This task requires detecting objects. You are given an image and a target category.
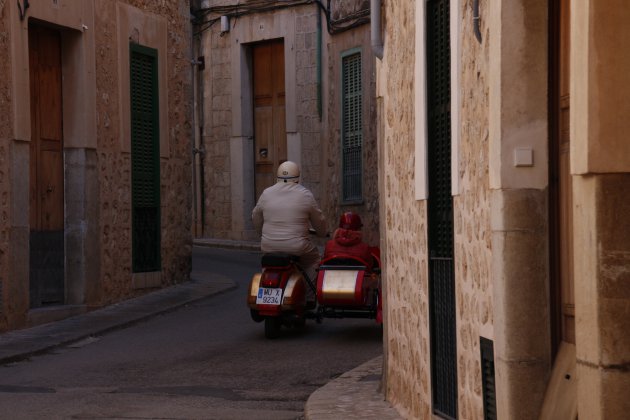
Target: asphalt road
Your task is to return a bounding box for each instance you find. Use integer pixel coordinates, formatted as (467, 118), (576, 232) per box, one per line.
(0, 247), (383, 419)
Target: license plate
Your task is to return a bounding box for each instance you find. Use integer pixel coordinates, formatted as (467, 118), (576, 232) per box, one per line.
(256, 287), (283, 305)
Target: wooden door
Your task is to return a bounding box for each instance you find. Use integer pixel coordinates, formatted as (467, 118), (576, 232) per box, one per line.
(29, 25), (65, 307)
(551, 0), (574, 349)
(253, 40), (286, 199)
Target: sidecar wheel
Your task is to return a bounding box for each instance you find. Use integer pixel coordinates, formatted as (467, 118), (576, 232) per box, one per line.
(264, 317), (282, 339)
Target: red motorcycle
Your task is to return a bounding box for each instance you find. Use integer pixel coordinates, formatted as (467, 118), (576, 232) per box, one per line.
(246, 248), (381, 339)
(247, 253), (316, 338)
(248, 212), (381, 338)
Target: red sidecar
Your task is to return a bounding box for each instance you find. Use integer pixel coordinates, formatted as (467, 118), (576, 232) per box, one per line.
(315, 245), (382, 324)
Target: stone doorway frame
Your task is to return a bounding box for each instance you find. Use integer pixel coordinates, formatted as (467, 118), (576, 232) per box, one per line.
(7, 0), (98, 327)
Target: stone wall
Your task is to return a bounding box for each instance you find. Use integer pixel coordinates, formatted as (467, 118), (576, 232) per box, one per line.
(330, 0), (369, 20)
(378, 1), (432, 418)
(0, 1), (10, 330)
(199, 4), (324, 239)
(202, 26), (232, 238)
(574, 173), (630, 419)
(571, 4), (630, 416)
(94, 0), (126, 303)
(454, 0), (493, 418)
(322, 25), (379, 246)
(295, 6), (322, 203)
(0, 0), (192, 332)
(381, 0), (630, 418)
(199, 1), (378, 245)
(93, 0), (192, 305)
(379, 0), (494, 418)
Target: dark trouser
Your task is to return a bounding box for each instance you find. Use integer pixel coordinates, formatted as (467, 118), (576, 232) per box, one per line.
(298, 247), (320, 301)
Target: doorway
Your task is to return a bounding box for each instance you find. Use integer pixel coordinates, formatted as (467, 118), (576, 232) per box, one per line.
(28, 24), (65, 308)
(252, 40), (287, 199)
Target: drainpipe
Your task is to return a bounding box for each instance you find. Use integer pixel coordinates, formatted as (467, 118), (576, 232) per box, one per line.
(371, 0), (383, 60)
(317, 5), (322, 120)
(191, 13), (205, 237)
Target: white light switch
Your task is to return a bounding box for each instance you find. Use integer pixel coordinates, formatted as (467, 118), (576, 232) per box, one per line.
(514, 148), (534, 167)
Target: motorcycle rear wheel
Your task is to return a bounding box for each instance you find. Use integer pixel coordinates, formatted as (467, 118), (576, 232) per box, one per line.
(264, 317), (282, 339)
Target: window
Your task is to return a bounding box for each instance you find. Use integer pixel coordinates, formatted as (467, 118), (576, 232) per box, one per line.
(342, 50), (363, 202)
(130, 43), (161, 273)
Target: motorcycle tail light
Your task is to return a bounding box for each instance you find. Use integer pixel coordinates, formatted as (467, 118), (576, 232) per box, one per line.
(261, 272), (280, 287)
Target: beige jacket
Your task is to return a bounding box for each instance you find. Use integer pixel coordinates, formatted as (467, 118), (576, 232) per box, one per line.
(252, 182), (328, 255)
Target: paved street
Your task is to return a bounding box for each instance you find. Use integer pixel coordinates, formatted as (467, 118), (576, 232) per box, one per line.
(0, 247), (383, 419)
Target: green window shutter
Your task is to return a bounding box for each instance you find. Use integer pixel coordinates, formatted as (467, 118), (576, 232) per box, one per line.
(130, 43), (161, 273)
(342, 51), (363, 203)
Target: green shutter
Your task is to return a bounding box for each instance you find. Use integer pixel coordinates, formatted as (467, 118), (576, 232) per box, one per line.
(426, 0), (458, 418)
(341, 51), (363, 202)
(130, 43), (161, 273)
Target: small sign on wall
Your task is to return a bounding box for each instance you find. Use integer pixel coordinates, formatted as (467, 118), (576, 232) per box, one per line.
(514, 147), (534, 167)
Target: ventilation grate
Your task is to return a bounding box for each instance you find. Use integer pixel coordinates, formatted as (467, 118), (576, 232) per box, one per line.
(480, 337), (497, 420)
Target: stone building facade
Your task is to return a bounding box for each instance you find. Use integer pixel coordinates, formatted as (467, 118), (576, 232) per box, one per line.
(0, 0), (193, 332)
(377, 0), (630, 419)
(193, 0), (379, 246)
(322, 2), (379, 246)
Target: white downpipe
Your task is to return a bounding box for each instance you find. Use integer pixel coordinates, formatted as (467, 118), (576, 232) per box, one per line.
(371, 0), (383, 60)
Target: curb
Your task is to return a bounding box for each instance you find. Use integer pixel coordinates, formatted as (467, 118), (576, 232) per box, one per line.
(304, 356), (403, 420)
(194, 238), (261, 251)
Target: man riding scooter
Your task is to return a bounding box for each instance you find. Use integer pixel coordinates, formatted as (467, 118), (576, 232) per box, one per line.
(249, 164), (381, 337)
(251, 161), (328, 307)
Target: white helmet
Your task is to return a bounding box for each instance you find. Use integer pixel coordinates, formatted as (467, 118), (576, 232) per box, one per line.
(277, 161), (300, 183)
